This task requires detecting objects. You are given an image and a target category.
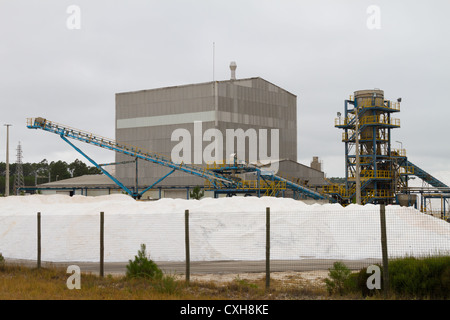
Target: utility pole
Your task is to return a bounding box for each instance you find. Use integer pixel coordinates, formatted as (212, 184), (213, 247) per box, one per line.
(4, 124), (12, 196)
(355, 107), (361, 205)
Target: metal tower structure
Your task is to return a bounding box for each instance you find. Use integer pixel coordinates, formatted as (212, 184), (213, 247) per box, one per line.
(13, 141), (25, 195)
(325, 89), (449, 212)
(327, 89), (403, 205)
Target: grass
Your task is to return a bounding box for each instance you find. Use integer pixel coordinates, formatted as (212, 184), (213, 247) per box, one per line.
(0, 263), (330, 300)
(3, 256), (449, 300)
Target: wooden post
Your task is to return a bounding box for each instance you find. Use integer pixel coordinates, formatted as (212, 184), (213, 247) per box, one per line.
(100, 211), (104, 278)
(37, 212), (41, 269)
(266, 207), (270, 290)
(185, 210), (190, 284)
(380, 203), (389, 296)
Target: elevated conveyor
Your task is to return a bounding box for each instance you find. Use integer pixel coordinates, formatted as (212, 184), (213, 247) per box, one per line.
(27, 117), (329, 201)
(260, 172), (325, 200)
(27, 117), (236, 198)
(402, 160), (449, 189)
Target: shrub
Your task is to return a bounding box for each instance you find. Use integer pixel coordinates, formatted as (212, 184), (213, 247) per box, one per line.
(344, 272), (359, 293)
(126, 244), (163, 280)
(355, 264), (383, 297)
(441, 265), (450, 296)
(0, 253), (4, 271)
(389, 255), (450, 299)
(324, 261), (352, 295)
(189, 186), (204, 200)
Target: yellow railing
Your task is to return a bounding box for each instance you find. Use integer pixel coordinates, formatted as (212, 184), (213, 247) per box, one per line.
(342, 132), (389, 142)
(206, 161), (228, 170)
(348, 170), (393, 180)
(335, 115), (400, 127)
(363, 189), (394, 199)
(400, 166), (414, 175)
(356, 98), (400, 112)
(388, 101), (401, 111)
(323, 184), (394, 202)
(359, 115), (400, 127)
(205, 179), (286, 191)
(391, 149), (406, 157)
(322, 185), (342, 194)
(322, 185), (356, 198)
(335, 117), (351, 126)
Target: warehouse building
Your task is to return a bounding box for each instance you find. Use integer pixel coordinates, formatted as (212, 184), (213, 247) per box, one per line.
(114, 63), (327, 199)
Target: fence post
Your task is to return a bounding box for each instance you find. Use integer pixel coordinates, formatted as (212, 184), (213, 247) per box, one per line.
(37, 212), (41, 269)
(100, 211), (104, 278)
(185, 209), (190, 284)
(266, 207), (270, 290)
(380, 203), (389, 296)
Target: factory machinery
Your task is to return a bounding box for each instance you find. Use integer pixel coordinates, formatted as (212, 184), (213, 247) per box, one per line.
(27, 117), (329, 201)
(324, 90), (450, 218)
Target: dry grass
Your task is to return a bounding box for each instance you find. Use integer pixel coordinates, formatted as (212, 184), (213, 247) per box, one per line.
(0, 263), (335, 300)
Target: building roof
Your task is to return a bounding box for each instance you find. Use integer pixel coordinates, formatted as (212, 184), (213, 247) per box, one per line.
(251, 159), (323, 173)
(38, 175), (117, 188)
(116, 77), (297, 97)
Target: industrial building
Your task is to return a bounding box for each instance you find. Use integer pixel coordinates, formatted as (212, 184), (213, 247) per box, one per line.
(113, 63), (325, 199)
(23, 80), (449, 217)
(26, 63), (329, 201)
(35, 175), (122, 197)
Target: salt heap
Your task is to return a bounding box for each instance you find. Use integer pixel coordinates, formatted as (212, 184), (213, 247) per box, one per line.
(0, 194), (449, 262)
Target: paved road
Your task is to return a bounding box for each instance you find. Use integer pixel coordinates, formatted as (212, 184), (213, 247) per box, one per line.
(6, 258), (381, 276)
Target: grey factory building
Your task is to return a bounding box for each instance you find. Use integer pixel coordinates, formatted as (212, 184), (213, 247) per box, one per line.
(114, 63), (327, 199)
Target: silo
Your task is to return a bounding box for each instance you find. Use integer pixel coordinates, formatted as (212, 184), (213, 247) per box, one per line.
(354, 89), (386, 159)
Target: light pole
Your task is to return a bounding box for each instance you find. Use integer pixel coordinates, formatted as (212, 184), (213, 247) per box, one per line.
(396, 141), (403, 153)
(4, 124), (12, 196)
(355, 108), (361, 205)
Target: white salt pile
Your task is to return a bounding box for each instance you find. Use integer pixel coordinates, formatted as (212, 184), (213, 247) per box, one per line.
(0, 194), (449, 262)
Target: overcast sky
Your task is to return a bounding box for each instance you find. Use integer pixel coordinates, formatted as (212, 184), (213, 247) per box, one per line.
(1, 0), (449, 181)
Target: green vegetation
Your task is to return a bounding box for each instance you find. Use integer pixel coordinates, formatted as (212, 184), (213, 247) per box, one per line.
(1, 254), (449, 300)
(324, 256), (450, 299)
(0, 159), (101, 194)
(126, 244), (163, 280)
(324, 261), (352, 295)
(389, 255), (450, 299)
(0, 264), (327, 300)
(327, 177), (346, 184)
(189, 186), (204, 200)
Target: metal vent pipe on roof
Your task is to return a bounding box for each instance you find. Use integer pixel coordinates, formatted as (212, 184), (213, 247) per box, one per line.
(230, 61), (237, 80)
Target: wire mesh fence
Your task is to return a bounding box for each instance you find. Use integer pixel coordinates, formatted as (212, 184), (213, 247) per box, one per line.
(1, 205), (450, 286)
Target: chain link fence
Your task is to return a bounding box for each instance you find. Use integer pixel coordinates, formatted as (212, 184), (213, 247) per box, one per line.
(1, 205), (450, 287)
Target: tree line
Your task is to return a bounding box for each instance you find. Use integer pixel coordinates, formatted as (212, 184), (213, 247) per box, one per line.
(0, 159), (102, 195)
